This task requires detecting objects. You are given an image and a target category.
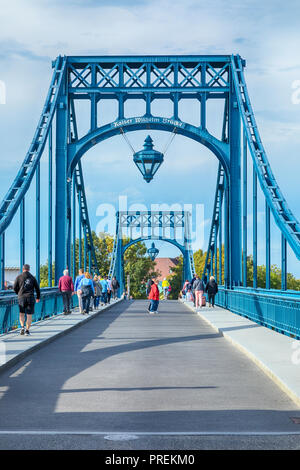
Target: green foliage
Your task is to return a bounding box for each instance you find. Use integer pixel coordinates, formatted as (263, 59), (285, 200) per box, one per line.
(167, 256), (183, 299)
(123, 237), (160, 298)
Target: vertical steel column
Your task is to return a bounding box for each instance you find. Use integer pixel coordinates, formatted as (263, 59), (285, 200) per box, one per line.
(90, 64), (97, 130)
(83, 228), (87, 272)
(88, 249), (91, 274)
(0, 233), (5, 290)
(229, 81), (242, 287)
(20, 198), (25, 272)
(55, 79), (68, 284)
(224, 175), (230, 288)
(200, 63), (206, 129)
(218, 194), (222, 284)
(214, 228), (218, 282)
(72, 173), (76, 280)
(281, 234), (287, 291)
(36, 162), (40, 283)
(265, 201), (271, 290)
(253, 167), (257, 288)
(78, 187), (82, 269)
(48, 126), (53, 287)
(242, 131), (247, 286)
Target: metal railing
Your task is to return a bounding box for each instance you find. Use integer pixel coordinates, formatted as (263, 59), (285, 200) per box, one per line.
(0, 288), (78, 335)
(216, 287), (300, 339)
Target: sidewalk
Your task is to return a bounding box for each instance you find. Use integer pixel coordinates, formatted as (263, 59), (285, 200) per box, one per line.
(181, 299), (300, 408)
(0, 299), (123, 373)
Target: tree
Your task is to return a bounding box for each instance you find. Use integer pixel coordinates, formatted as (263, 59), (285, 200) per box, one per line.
(167, 256), (183, 299)
(123, 238), (160, 298)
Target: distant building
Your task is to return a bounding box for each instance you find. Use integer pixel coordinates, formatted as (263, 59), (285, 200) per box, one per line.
(154, 258), (179, 282)
(4, 267), (20, 289)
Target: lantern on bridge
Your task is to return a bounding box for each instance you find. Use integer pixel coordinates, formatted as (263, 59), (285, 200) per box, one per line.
(147, 242), (159, 261)
(133, 136), (164, 183)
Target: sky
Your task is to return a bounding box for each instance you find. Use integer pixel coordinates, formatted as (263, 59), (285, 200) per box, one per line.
(0, 0), (300, 277)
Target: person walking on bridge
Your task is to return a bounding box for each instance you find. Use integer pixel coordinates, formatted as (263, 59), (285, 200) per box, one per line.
(74, 268), (85, 314)
(205, 276), (218, 307)
(111, 276), (120, 300)
(193, 274), (205, 310)
(162, 277), (170, 300)
(13, 264), (40, 336)
(148, 279), (160, 314)
(58, 269), (74, 315)
(77, 272), (94, 314)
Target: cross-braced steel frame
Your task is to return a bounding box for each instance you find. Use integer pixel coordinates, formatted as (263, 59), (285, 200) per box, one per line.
(0, 54), (299, 337)
(108, 211), (196, 294)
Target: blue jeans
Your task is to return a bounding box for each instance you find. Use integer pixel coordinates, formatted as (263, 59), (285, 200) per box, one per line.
(149, 299), (159, 312)
(82, 294), (92, 313)
(101, 292), (107, 304)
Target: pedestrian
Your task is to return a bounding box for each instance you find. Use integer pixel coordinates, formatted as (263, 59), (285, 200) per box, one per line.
(100, 275), (108, 305)
(58, 269), (74, 315)
(192, 274), (205, 310)
(77, 272), (95, 314)
(162, 277), (170, 300)
(205, 276), (218, 307)
(74, 268), (85, 313)
(111, 276), (120, 299)
(13, 264), (40, 336)
(148, 279), (159, 314)
(93, 275), (102, 309)
(182, 279), (191, 299)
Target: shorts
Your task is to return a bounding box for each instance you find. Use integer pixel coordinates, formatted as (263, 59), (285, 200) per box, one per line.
(18, 296), (35, 315)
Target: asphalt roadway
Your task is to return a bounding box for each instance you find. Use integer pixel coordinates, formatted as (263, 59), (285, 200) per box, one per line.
(0, 299), (299, 450)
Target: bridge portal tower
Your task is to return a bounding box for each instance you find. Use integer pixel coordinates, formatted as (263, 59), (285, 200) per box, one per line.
(108, 211), (196, 296)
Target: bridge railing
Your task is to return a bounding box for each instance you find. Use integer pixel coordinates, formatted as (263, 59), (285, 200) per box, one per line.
(0, 288), (78, 335)
(216, 286), (300, 340)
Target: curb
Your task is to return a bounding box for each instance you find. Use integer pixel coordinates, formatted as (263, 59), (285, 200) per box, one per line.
(0, 299), (124, 374)
(181, 299), (300, 408)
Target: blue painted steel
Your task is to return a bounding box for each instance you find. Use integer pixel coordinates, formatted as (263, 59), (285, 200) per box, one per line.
(0, 233), (4, 290)
(133, 135), (164, 183)
(253, 168), (257, 289)
(0, 56), (67, 235)
(48, 127), (53, 287)
(55, 90), (68, 284)
(242, 130), (247, 287)
(231, 55), (300, 260)
(229, 76), (242, 286)
(0, 288), (79, 335)
(0, 54), (299, 337)
(20, 198), (25, 271)
(110, 211), (195, 295)
(266, 201), (271, 290)
(216, 287), (300, 340)
(281, 234), (287, 291)
(36, 162), (40, 283)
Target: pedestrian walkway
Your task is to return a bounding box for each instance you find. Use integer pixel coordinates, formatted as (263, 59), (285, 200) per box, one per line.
(181, 299), (300, 407)
(0, 299), (122, 373)
(0, 299), (299, 450)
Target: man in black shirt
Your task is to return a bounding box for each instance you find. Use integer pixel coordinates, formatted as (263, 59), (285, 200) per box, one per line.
(13, 264), (40, 336)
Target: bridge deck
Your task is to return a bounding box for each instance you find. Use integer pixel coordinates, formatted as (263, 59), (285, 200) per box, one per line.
(0, 300), (299, 449)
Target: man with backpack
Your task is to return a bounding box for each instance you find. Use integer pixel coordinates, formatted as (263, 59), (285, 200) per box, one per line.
(13, 264), (41, 336)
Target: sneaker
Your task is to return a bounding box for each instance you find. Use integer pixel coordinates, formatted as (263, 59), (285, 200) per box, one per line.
(25, 329), (30, 336)
(20, 327), (25, 335)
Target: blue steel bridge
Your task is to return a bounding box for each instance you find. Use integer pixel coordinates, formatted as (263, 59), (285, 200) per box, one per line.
(0, 54), (300, 339)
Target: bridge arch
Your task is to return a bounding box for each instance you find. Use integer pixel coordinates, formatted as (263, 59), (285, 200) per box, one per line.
(67, 116), (230, 178)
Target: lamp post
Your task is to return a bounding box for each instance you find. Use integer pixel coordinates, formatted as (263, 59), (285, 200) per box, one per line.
(147, 242), (159, 261)
(133, 136), (164, 183)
